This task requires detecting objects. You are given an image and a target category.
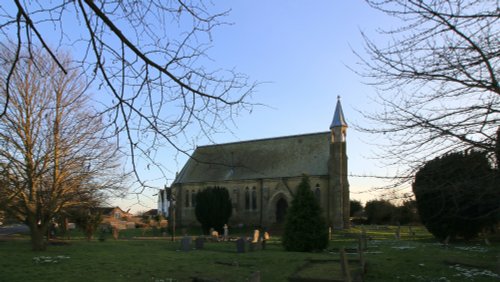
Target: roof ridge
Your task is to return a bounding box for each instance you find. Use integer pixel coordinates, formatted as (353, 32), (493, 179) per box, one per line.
(197, 131), (330, 148)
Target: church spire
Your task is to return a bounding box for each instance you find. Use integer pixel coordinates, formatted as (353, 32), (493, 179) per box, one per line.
(330, 96), (348, 129)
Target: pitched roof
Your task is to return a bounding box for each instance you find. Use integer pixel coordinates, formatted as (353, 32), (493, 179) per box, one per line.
(174, 132), (330, 184)
(330, 98), (348, 128)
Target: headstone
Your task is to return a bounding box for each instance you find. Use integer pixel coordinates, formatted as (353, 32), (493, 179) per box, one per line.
(211, 230), (219, 241)
(339, 248), (352, 282)
(181, 236), (191, 251)
(236, 237), (246, 253)
(223, 224), (229, 241)
(262, 231), (270, 250)
(408, 226), (415, 239)
(395, 224), (401, 240)
(195, 237), (204, 250)
(251, 229), (260, 243)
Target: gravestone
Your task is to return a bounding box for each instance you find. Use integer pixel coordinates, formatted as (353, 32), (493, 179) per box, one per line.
(195, 237), (204, 250)
(262, 231), (270, 250)
(249, 229), (262, 251)
(251, 229), (260, 243)
(236, 237), (246, 253)
(395, 224), (401, 240)
(211, 229), (219, 241)
(180, 236), (191, 252)
(223, 224), (229, 241)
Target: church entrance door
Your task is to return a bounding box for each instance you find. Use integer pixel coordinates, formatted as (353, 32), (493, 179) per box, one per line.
(275, 198), (288, 224)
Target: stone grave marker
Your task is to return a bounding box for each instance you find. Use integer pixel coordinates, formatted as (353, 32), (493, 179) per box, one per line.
(236, 237), (246, 253)
(180, 236), (191, 252)
(195, 237), (204, 250)
(395, 224), (401, 240)
(223, 224), (229, 241)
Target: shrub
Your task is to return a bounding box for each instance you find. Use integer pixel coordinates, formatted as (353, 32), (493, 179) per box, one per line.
(195, 186), (232, 234)
(413, 151), (498, 241)
(282, 175), (328, 252)
(364, 199), (396, 225)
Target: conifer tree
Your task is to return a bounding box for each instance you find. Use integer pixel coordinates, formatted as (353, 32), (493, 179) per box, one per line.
(195, 187), (232, 235)
(283, 175), (328, 252)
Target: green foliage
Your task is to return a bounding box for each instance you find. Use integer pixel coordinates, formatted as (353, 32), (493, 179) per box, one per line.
(282, 175), (328, 252)
(69, 209), (103, 241)
(413, 151), (498, 241)
(195, 187), (232, 234)
(350, 200), (363, 217)
(364, 200), (396, 225)
(393, 200), (420, 225)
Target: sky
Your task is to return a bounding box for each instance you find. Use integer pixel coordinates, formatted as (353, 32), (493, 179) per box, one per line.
(111, 0), (404, 213)
(2, 1), (405, 213)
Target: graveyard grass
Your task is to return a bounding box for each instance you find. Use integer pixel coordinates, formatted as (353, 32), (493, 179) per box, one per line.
(0, 226), (499, 281)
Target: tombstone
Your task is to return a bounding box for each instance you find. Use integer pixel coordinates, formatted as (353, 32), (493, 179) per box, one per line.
(249, 229), (261, 251)
(180, 236), (191, 252)
(395, 224), (401, 240)
(236, 237), (246, 253)
(262, 231), (270, 250)
(251, 229), (260, 243)
(408, 226), (415, 239)
(339, 248), (352, 282)
(195, 237), (204, 250)
(223, 224), (229, 241)
(211, 229), (219, 241)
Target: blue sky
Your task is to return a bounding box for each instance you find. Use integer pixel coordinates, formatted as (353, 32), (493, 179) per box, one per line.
(2, 1), (402, 212)
(112, 0), (404, 212)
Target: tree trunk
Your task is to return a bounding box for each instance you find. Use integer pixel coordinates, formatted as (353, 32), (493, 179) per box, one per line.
(28, 221), (48, 251)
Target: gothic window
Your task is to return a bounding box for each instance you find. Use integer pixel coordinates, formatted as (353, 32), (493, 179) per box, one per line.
(315, 184), (321, 203)
(185, 190), (190, 207)
(245, 187), (250, 210)
(191, 190), (196, 207)
(251, 187), (257, 210)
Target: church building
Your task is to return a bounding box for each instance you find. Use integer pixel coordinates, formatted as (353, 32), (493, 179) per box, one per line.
(164, 98), (350, 229)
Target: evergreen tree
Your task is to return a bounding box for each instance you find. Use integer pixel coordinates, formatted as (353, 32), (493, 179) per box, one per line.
(195, 187), (232, 234)
(283, 175), (328, 252)
(413, 151), (498, 241)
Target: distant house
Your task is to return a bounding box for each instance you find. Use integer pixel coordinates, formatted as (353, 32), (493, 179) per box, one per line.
(157, 189), (170, 217)
(99, 207), (135, 230)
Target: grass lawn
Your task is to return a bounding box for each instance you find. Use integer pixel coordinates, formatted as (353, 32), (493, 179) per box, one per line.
(0, 226), (498, 281)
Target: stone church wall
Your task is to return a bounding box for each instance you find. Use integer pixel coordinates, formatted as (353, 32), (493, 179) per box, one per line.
(175, 175), (330, 228)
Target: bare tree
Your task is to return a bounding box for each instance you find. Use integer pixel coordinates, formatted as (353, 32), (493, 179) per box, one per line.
(0, 49), (126, 251)
(355, 0), (499, 180)
(0, 1), (256, 189)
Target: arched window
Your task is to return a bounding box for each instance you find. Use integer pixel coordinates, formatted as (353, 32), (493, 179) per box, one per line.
(315, 184), (321, 203)
(251, 187), (257, 210)
(191, 190), (196, 207)
(245, 187), (250, 210)
(185, 190), (190, 207)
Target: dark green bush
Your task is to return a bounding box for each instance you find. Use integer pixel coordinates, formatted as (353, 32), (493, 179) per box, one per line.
(413, 151), (498, 241)
(195, 186), (232, 234)
(282, 175), (328, 252)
